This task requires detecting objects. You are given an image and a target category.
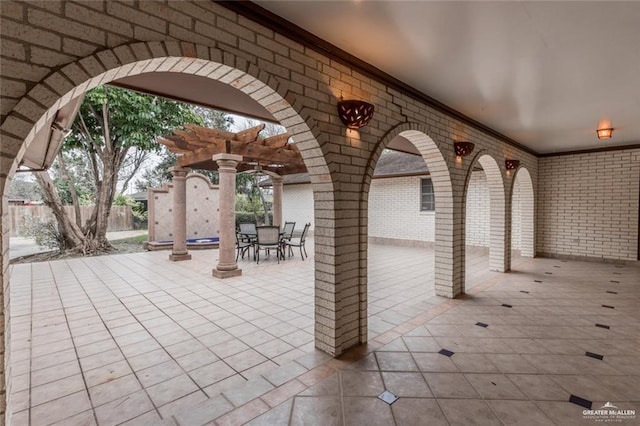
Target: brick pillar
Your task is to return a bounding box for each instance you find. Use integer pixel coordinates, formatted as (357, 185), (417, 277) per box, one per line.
(272, 175), (283, 227)
(169, 167), (191, 261)
(212, 154), (243, 279)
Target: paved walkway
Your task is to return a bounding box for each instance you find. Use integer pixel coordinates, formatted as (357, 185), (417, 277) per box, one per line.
(9, 230), (148, 259)
(9, 244), (638, 425)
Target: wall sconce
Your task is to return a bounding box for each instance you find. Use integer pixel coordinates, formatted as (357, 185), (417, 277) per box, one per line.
(337, 99), (374, 129)
(596, 127), (614, 139)
(454, 141), (475, 158)
(505, 159), (520, 171)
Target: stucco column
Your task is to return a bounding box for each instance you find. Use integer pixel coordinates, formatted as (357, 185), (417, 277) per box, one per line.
(169, 167), (191, 261)
(212, 153), (243, 278)
(272, 175), (284, 227)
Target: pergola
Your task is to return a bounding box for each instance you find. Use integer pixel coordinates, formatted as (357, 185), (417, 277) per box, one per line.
(158, 124), (306, 278)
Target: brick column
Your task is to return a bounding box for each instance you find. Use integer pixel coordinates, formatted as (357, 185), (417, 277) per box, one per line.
(169, 167), (192, 261)
(212, 154), (243, 278)
(272, 175), (283, 227)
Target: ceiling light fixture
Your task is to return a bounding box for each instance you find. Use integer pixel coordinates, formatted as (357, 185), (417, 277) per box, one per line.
(337, 99), (374, 129)
(454, 141), (475, 158)
(596, 127), (614, 139)
(505, 159), (520, 171)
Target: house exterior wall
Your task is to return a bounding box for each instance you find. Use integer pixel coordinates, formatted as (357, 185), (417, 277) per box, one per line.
(282, 184), (314, 232)
(287, 171), (499, 248)
(538, 148), (640, 261)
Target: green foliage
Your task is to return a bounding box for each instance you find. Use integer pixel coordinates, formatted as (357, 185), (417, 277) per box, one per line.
(68, 86), (204, 153)
(113, 193), (147, 219)
(20, 219), (62, 250)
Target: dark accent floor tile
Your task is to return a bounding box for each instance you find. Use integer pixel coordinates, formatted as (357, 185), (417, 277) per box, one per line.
(601, 305), (615, 309)
(534, 280), (542, 283)
(595, 324), (610, 330)
(438, 349), (454, 357)
(610, 280), (620, 283)
(569, 395), (592, 409)
(585, 352), (604, 361)
(475, 322), (488, 328)
(520, 291), (530, 294)
(501, 304), (513, 308)
(605, 291), (618, 295)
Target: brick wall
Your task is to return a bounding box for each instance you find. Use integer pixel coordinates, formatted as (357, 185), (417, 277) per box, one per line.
(465, 171), (490, 247)
(511, 177), (521, 250)
(0, 2), (540, 410)
(538, 149), (640, 261)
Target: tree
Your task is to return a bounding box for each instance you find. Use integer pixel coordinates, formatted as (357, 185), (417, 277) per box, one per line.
(36, 86), (203, 253)
(134, 107), (233, 191)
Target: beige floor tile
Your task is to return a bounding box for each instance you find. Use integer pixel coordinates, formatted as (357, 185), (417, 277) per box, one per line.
(84, 359), (132, 388)
(138, 359), (184, 387)
(89, 373), (142, 407)
(189, 360), (237, 388)
(381, 372), (433, 397)
(534, 401), (591, 426)
(343, 397), (394, 426)
(438, 398), (502, 425)
(506, 374), (571, 401)
(452, 353), (501, 373)
(290, 396), (342, 426)
(176, 348), (219, 372)
(158, 390), (208, 418)
(223, 376), (275, 407)
(489, 400), (555, 425)
(423, 373), (480, 398)
(340, 370), (385, 397)
(375, 351), (419, 371)
(412, 353), (459, 373)
(224, 348), (269, 372)
(489, 353), (540, 374)
(31, 391), (92, 426)
(391, 398), (448, 426)
(246, 398), (293, 426)
(94, 390), (155, 426)
(174, 394), (234, 425)
(146, 374), (200, 407)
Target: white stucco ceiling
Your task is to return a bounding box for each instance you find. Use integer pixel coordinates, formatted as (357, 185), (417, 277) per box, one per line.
(255, 1), (640, 154)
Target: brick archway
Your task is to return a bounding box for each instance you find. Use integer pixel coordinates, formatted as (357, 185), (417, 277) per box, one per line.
(0, 42), (341, 417)
(363, 122), (458, 332)
(466, 152), (509, 272)
(511, 166), (535, 258)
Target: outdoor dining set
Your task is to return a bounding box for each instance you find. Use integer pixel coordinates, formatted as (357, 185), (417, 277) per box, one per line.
(236, 221), (311, 264)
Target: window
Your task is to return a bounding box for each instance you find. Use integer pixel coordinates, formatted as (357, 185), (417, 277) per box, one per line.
(420, 178), (435, 211)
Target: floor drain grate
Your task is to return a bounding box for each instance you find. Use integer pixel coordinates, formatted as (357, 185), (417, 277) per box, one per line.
(378, 390), (399, 405)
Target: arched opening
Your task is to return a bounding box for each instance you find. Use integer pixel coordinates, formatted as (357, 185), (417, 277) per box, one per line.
(511, 167), (535, 258)
(362, 124), (455, 342)
(1, 42), (335, 423)
(464, 154), (508, 276)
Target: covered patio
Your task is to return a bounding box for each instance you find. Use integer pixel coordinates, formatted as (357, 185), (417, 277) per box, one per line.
(7, 242), (538, 425)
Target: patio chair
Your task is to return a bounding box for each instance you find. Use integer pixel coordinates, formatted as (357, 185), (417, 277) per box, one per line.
(285, 222), (311, 260)
(280, 221), (296, 252)
(255, 226), (284, 264)
(239, 222), (257, 239)
(236, 230), (253, 261)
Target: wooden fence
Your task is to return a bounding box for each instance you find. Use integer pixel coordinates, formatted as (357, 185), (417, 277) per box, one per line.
(8, 205), (133, 237)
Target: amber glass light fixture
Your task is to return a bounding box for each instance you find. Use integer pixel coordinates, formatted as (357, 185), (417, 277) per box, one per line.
(454, 141), (475, 157)
(596, 127), (614, 139)
(337, 99), (375, 129)
(505, 159), (520, 170)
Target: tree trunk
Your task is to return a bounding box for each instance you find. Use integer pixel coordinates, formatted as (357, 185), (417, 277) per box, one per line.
(34, 171), (94, 252)
(252, 175), (270, 226)
(57, 151), (82, 228)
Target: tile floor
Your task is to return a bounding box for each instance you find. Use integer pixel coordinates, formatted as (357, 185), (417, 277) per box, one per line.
(7, 242), (640, 425)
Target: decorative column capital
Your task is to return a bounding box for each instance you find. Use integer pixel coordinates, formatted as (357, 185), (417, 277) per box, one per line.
(271, 175), (284, 184)
(212, 153), (243, 170)
(169, 166), (190, 178)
